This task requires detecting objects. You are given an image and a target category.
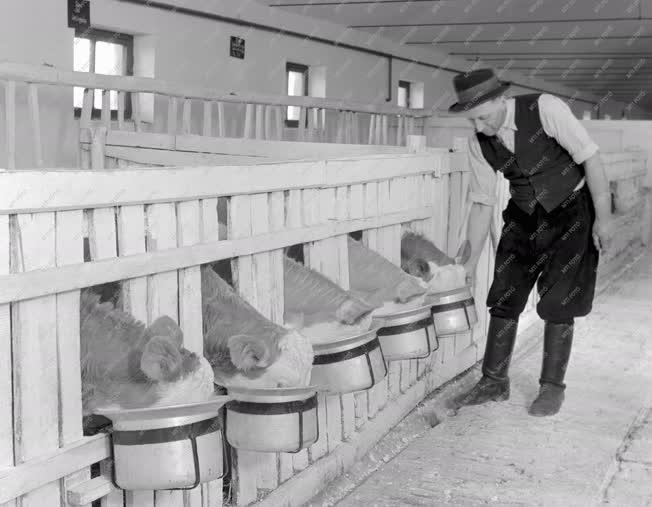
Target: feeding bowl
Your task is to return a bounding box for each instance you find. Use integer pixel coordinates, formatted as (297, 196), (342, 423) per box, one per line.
(225, 385), (319, 453)
(371, 302), (438, 361)
(95, 395), (230, 491)
(427, 285), (478, 336)
(310, 327), (387, 394)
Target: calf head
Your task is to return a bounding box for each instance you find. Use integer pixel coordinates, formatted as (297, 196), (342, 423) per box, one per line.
(202, 266), (313, 389)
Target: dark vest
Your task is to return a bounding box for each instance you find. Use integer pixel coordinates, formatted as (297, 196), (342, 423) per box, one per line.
(476, 93), (585, 215)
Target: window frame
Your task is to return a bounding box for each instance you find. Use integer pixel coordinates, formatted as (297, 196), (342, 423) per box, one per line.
(73, 27), (134, 121)
(285, 62), (309, 128)
(398, 80), (411, 109)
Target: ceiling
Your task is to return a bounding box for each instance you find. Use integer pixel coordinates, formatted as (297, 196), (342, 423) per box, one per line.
(258, 0), (652, 112)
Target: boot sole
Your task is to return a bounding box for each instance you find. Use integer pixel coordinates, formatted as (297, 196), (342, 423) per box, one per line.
(455, 389), (510, 407)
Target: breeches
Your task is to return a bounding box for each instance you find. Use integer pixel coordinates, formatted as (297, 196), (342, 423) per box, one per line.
(487, 185), (600, 323)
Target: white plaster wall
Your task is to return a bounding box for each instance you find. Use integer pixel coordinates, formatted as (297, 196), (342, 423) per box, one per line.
(0, 0), (648, 167)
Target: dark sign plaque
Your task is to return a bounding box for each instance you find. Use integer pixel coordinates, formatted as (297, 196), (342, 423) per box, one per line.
(230, 36), (245, 59)
(68, 0), (90, 29)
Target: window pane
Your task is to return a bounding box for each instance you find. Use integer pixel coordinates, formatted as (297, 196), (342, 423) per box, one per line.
(287, 70), (305, 97)
(397, 86), (407, 108)
(94, 41), (124, 110)
(287, 105), (300, 121)
(73, 37), (91, 109)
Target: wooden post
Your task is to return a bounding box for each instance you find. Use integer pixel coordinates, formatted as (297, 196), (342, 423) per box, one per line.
(182, 98), (192, 135)
(218, 102), (226, 137)
(101, 90), (111, 131)
(203, 101), (213, 137)
(90, 127), (107, 170)
(13, 212), (61, 506)
(117, 91), (126, 130)
(131, 92), (142, 132)
(0, 216), (13, 507)
(242, 104), (253, 139)
(27, 83), (43, 168)
(118, 204), (155, 507)
(255, 104), (264, 140)
(4, 80), (16, 169)
(167, 96), (178, 135)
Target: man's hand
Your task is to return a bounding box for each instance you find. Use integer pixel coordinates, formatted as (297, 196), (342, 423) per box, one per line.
(592, 218), (611, 252)
(463, 260), (477, 286)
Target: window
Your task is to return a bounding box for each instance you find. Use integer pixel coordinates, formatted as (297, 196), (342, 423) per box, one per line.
(286, 62), (309, 127)
(73, 28), (134, 119)
(398, 80), (411, 108)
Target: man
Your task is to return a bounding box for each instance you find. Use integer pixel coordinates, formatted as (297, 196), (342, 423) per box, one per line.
(450, 69), (612, 416)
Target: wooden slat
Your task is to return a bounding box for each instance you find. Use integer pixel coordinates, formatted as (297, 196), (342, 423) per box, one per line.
(0, 215), (13, 507)
(274, 105), (283, 141)
(250, 192), (279, 492)
(198, 198), (223, 507)
(243, 104), (254, 139)
(175, 199), (204, 507)
(131, 91), (142, 132)
(4, 81), (16, 169)
(255, 104), (264, 140)
(217, 102), (226, 138)
(101, 90), (110, 131)
(80, 88), (93, 129)
(284, 189), (310, 474)
(117, 91), (126, 130)
(228, 194), (261, 506)
(351, 183), (369, 429)
(87, 207), (126, 507)
(167, 96), (178, 135)
(146, 203), (182, 507)
(264, 105), (273, 141)
(118, 204), (155, 507)
(298, 107), (307, 142)
(12, 214), (61, 507)
(182, 99), (192, 135)
(367, 114), (375, 145)
(55, 210), (88, 506)
(203, 101), (212, 136)
(27, 83), (43, 167)
(382, 115), (388, 145)
(0, 153), (445, 213)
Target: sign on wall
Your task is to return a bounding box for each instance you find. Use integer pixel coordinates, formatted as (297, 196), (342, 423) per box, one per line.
(230, 36), (245, 59)
(68, 0), (90, 29)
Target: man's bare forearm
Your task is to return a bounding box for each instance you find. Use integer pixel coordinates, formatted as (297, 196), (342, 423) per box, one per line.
(583, 153), (611, 223)
(466, 202), (494, 269)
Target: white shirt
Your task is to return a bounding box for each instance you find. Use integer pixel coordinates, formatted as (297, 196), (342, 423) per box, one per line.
(467, 94), (599, 206)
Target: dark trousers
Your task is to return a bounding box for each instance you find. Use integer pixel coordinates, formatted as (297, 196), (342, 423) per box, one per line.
(487, 185), (599, 323)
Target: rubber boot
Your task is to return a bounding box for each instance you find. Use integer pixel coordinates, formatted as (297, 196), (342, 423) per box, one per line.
(528, 321), (573, 417)
(452, 316), (518, 407)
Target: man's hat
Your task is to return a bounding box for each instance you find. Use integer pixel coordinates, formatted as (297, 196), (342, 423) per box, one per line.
(448, 68), (511, 114)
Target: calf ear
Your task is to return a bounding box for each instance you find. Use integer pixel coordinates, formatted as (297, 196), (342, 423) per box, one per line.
(456, 240), (472, 265)
(140, 335), (184, 382)
(145, 316), (184, 346)
(227, 334), (274, 371)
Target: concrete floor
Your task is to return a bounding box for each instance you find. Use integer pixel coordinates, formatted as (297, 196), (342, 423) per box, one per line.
(333, 251), (652, 507)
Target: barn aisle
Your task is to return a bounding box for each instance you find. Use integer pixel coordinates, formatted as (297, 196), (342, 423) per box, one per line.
(333, 251), (652, 507)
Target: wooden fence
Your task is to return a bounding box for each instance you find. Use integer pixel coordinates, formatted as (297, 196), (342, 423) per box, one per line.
(0, 136), (499, 507)
(0, 62), (430, 170)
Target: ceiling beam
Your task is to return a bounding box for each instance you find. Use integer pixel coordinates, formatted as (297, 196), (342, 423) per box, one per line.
(350, 17), (652, 28)
(271, 0), (445, 6)
(407, 36), (652, 44)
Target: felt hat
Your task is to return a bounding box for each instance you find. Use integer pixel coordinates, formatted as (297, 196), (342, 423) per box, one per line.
(448, 68), (511, 114)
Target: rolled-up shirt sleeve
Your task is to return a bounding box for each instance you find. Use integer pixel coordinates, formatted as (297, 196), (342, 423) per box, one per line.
(538, 94), (599, 164)
(467, 135), (498, 206)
